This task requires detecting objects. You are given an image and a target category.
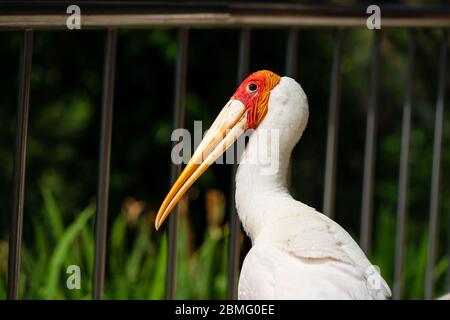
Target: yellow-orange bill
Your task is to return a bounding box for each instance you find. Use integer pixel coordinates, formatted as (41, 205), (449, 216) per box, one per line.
(154, 99), (248, 230)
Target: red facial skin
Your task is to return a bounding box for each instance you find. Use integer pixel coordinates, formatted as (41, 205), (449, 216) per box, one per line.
(231, 70), (281, 129)
(231, 72), (268, 129)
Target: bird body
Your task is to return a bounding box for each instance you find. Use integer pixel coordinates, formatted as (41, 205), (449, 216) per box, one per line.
(156, 70), (392, 300)
(235, 76), (390, 299)
(238, 208), (391, 299)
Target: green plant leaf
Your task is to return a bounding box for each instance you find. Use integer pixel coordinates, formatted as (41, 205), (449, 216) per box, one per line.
(43, 206), (94, 299)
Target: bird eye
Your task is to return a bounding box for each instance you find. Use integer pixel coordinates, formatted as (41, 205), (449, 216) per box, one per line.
(248, 83), (257, 92)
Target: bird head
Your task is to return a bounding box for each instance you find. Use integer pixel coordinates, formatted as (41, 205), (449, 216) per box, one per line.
(231, 70), (281, 128)
(154, 70), (308, 230)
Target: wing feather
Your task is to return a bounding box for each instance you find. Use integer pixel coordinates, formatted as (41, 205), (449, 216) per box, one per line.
(240, 205), (391, 299)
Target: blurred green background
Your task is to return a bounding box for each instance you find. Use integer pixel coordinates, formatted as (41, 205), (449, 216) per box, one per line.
(0, 22), (449, 299)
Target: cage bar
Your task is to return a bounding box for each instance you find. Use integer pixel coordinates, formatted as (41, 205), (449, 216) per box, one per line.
(93, 28), (117, 300)
(165, 28), (189, 300)
(227, 28), (251, 300)
(7, 29), (33, 300)
(393, 31), (416, 300)
(360, 30), (381, 255)
(425, 30), (448, 300)
(323, 29), (343, 219)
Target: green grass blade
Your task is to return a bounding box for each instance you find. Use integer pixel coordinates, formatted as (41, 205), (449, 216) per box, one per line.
(41, 185), (64, 241)
(43, 206), (94, 299)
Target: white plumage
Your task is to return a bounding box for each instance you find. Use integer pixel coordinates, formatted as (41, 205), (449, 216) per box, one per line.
(236, 77), (391, 299)
(155, 71), (392, 300)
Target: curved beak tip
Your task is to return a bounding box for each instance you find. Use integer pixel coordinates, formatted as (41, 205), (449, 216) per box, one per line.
(154, 99), (247, 231)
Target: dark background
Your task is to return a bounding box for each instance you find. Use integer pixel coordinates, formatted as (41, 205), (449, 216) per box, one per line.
(0, 0), (449, 299)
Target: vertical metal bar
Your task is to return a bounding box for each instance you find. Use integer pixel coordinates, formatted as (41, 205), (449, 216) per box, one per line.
(165, 28), (189, 300)
(285, 28), (298, 189)
(7, 29), (33, 300)
(360, 30), (381, 255)
(285, 28), (298, 78)
(93, 28), (117, 300)
(393, 30), (416, 300)
(425, 30), (448, 300)
(323, 29), (343, 219)
(227, 28), (251, 300)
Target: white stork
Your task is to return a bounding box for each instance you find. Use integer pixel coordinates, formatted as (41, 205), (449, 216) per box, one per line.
(155, 70), (392, 300)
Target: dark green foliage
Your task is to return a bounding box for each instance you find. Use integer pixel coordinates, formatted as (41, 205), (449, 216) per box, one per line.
(0, 27), (448, 299)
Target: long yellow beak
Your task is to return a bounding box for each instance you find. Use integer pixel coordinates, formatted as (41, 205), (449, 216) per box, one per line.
(155, 99), (248, 230)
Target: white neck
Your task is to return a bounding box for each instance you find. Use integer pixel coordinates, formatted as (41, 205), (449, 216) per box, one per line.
(235, 127), (298, 242)
(234, 76), (310, 242)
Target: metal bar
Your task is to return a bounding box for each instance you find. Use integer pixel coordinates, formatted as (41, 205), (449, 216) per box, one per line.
(227, 28), (251, 300)
(7, 29), (33, 300)
(93, 28), (117, 300)
(2, 1), (450, 16)
(1, 1), (450, 16)
(2, 14), (450, 30)
(165, 28), (189, 300)
(393, 30), (416, 300)
(285, 28), (298, 78)
(1, 3), (450, 29)
(425, 29), (448, 300)
(322, 29), (343, 219)
(360, 30), (381, 255)
(285, 28), (298, 189)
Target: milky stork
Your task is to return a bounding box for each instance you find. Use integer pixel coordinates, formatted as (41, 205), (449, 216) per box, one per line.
(155, 70), (391, 299)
